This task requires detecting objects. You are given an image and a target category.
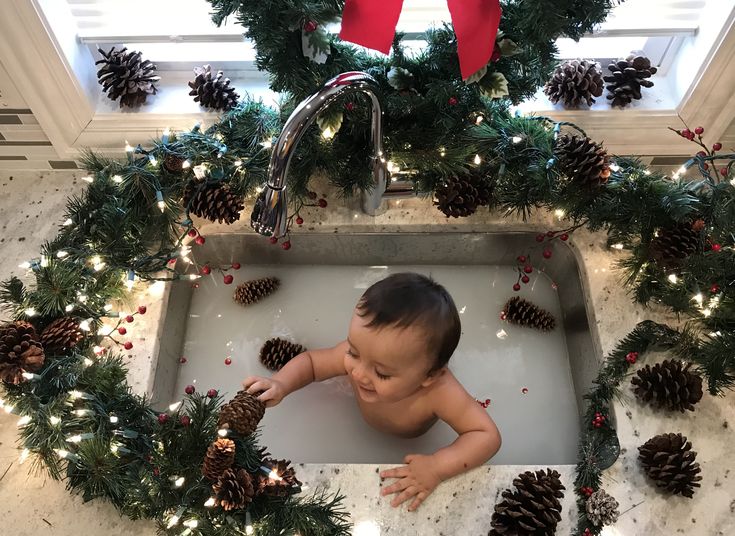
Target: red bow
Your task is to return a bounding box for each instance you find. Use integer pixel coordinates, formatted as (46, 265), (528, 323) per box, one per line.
(339, 0), (502, 80)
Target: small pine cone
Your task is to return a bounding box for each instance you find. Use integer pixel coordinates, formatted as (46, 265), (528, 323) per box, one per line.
(218, 390), (265, 437)
(631, 359), (703, 412)
(234, 277), (280, 306)
(490, 468), (565, 535)
(256, 458), (302, 497)
(649, 223), (700, 266)
(188, 65), (240, 111)
(259, 338), (306, 371)
(163, 154), (186, 174)
(604, 54), (657, 108)
(0, 321), (45, 385)
(183, 182), (244, 224)
(638, 433), (702, 498)
(202, 438), (236, 481)
(213, 468), (254, 511)
(435, 175), (490, 218)
(555, 134), (611, 188)
(40, 317), (84, 354)
(95, 47), (160, 108)
(503, 296), (556, 331)
(544, 59), (604, 107)
(586, 489), (620, 527)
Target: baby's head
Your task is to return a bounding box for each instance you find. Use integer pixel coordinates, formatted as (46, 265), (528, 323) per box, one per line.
(345, 272), (461, 403)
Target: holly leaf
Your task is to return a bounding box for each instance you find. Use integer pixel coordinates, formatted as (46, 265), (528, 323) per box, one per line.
(464, 65), (488, 85)
(478, 72), (509, 99)
(316, 107), (343, 138)
(302, 26), (330, 64)
(498, 38), (520, 57)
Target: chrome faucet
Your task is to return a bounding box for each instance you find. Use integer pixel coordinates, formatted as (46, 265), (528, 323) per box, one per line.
(250, 71), (390, 238)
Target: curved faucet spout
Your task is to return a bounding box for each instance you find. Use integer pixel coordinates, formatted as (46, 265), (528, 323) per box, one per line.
(251, 71), (389, 237)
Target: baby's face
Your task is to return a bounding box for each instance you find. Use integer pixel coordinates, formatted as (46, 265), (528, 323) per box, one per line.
(344, 311), (438, 403)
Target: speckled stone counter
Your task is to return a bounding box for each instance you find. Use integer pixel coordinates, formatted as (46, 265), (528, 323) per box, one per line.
(0, 170), (733, 535)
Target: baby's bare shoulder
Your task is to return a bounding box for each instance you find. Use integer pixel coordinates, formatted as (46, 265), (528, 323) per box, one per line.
(427, 370), (471, 401)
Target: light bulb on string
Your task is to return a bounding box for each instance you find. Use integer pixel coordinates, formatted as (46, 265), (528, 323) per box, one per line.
(182, 160), (191, 169)
(126, 270), (135, 291)
(56, 250), (69, 258)
(112, 175), (123, 184)
(511, 136), (523, 144)
(260, 139), (273, 149)
(162, 128), (171, 144)
(156, 190), (166, 213)
(204, 497), (216, 507)
(475, 115), (484, 124)
(473, 154), (481, 165)
(63, 218), (74, 226)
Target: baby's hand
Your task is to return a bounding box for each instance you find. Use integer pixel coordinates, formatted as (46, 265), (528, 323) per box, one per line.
(380, 454), (442, 511)
(242, 376), (286, 407)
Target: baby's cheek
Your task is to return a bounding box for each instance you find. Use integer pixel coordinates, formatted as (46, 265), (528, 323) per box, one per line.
(343, 356), (354, 374)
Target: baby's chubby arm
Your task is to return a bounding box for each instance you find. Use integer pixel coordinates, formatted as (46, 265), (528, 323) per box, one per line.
(243, 340), (349, 407)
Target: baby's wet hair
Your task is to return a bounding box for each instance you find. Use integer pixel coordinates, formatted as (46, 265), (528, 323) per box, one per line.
(356, 272), (461, 373)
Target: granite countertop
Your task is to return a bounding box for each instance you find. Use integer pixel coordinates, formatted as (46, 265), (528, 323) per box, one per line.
(0, 170), (733, 535)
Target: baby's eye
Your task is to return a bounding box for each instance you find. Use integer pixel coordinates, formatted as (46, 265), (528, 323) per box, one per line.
(346, 349), (358, 358)
(375, 371), (391, 380)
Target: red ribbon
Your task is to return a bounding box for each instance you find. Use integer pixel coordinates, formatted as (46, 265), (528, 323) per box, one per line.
(339, 0), (502, 80)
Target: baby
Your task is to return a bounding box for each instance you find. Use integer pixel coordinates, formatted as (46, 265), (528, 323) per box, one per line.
(243, 272), (501, 511)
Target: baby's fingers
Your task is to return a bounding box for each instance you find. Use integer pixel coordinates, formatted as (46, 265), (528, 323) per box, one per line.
(380, 466), (409, 480)
(245, 379), (270, 395)
(408, 491), (428, 512)
(242, 376), (264, 390)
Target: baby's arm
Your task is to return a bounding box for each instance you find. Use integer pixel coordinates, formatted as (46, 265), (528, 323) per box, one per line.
(243, 340), (349, 407)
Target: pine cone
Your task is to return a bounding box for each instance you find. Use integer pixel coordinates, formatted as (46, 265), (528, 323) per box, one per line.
(649, 223), (700, 266)
(188, 65), (240, 111)
(40, 317), (84, 354)
(544, 60), (604, 107)
(586, 489), (620, 527)
(213, 468), (254, 511)
(555, 134), (611, 188)
(95, 47), (160, 108)
(604, 54), (657, 108)
(0, 321), (45, 384)
(259, 338), (306, 372)
(163, 154), (186, 174)
(434, 175), (492, 218)
(218, 390), (265, 437)
(234, 277), (280, 306)
(183, 182), (244, 224)
(502, 297), (556, 331)
(256, 458), (302, 497)
(631, 359), (703, 412)
(638, 433), (702, 498)
(490, 468), (565, 535)
(202, 438), (236, 481)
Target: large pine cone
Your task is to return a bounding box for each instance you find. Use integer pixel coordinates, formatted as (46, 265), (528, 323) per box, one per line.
(40, 317), (84, 354)
(256, 458), (302, 497)
(502, 297), (556, 331)
(217, 390), (265, 437)
(586, 489), (620, 527)
(0, 321), (45, 384)
(202, 438), (236, 481)
(631, 359), (703, 412)
(95, 47), (160, 108)
(434, 174), (492, 218)
(490, 468), (565, 535)
(649, 223), (700, 266)
(183, 182), (244, 224)
(555, 134), (611, 188)
(638, 433), (702, 498)
(259, 338), (306, 372)
(544, 59), (604, 107)
(604, 54), (657, 108)
(188, 65), (240, 111)
(234, 277), (280, 306)
(213, 468), (254, 511)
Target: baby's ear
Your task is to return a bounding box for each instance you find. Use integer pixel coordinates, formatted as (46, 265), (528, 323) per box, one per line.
(421, 366), (446, 387)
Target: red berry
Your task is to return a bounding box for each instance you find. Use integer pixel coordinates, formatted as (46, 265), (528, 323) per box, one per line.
(712, 243), (722, 252)
(207, 389), (218, 398)
(543, 249), (552, 259)
(168, 258), (177, 265)
(201, 265), (211, 275)
(704, 163), (710, 170)
(695, 127), (704, 135)
(126, 315), (134, 323)
(517, 255), (527, 263)
(184, 384), (195, 395)
(448, 96), (458, 106)
(231, 262), (241, 270)
(158, 413), (169, 424)
(513, 283), (521, 292)
(560, 233), (569, 241)
(524, 265), (533, 274)
(138, 305), (147, 315)
(713, 142), (722, 151)
(153, 467), (160, 476)
(536, 234), (545, 242)
(720, 167), (729, 177)
(521, 275), (530, 284)
(118, 326), (127, 335)
(192, 283), (200, 289)
(710, 284), (720, 293)
(124, 341), (133, 350)
(626, 351), (638, 364)
(546, 230), (555, 237)
(281, 241), (292, 250)
(269, 236), (278, 244)
(318, 199), (328, 208)
(187, 229), (198, 238)
(224, 357), (232, 365)
(296, 216), (304, 225)
(681, 129), (691, 138)
(583, 529), (592, 536)
(180, 415), (191, 426)
(304, 20), (318, 32)
(697, 151), (707, 157)
(521, 387), (528, 394)
(223, 274), (234, 285)
(195, 236), (205, 245)
(179, 356), (187, 364)
(345, 102), (355, 112)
